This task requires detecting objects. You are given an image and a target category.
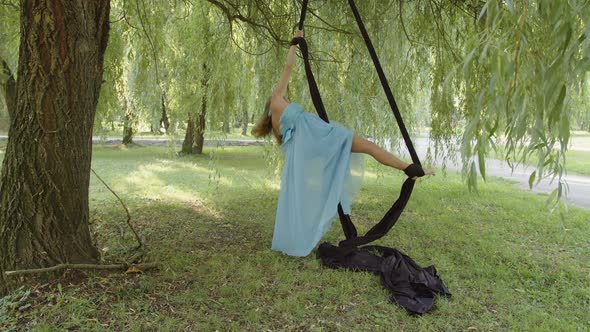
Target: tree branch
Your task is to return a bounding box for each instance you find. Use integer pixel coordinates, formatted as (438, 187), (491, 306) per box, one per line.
(136, 0), (162, 87)
(91, 168), (142, 250)
(206, 0), (283, 42)
(4, 262), (159, 277)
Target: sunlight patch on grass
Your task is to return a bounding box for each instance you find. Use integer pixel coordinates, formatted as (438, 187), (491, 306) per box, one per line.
(122, 162), (212, 203)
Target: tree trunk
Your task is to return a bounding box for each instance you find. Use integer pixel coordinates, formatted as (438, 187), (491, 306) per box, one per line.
(221, 120), (230, 134)
(169, 119), (178, 135)
(241, 110), (248, 136)
(181, 116), (195, 154)
(160, 95), (170, 133)
(0, 0), (110, 270)
(194, 65), (209, 154)
(194, 107), (206, 154)
(0, 59), (16, 121)
(150, 108), (160, 134)
(122, 112), (134, 145)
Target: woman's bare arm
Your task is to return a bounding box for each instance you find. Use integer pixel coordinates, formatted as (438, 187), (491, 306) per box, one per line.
(271, 30), (303, 100)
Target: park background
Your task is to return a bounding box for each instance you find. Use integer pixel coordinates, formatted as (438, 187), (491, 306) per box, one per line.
(1, 0), (589, 330)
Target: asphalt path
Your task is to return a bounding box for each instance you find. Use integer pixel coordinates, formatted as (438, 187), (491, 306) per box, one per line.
(409, 137), (589, 210)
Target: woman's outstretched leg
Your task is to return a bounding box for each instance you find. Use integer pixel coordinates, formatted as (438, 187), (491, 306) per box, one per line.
(351, 134), (435, 176)
(351, 134), (409, 171)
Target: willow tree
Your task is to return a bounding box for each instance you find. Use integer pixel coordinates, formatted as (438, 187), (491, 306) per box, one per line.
(0, 0), (110, 270)
(164, 3), (213, 154)
(164, 1), (262, 154)
(210, 0), (589, 197)
(450, 1), (590, 195)
(132, 0), (172, 134)
(97, 9), (129, 142)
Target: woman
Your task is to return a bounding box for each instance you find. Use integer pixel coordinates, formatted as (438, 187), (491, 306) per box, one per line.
(252, 30), (434, 257)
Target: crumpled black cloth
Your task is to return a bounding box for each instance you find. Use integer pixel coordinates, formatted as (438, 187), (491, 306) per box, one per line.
(317, 243), (451, 315)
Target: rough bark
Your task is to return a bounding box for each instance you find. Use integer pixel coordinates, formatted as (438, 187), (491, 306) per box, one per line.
(0, 0), (110, 270)
(0, 59), (16, 121)
(0, 265), (6, 296)
(181, 116), (195, 154)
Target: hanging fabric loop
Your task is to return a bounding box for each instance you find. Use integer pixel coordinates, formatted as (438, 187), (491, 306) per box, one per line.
(291, 0), (422, 249)
(289, 0), (450, 315)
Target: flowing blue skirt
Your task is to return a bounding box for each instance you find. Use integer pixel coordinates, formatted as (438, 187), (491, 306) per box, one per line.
(272, 103), (364, 257)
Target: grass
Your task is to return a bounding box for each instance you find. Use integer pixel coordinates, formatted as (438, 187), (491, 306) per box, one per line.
(491, 147), (590, 177)
(571, 130), (590, 147)
(565, 150), (590, 176)
(490, 131), (590, 176)
(0, 145), (589, 330)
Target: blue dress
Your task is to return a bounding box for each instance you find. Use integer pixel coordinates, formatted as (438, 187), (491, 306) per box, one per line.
(272, 102), (364, 257)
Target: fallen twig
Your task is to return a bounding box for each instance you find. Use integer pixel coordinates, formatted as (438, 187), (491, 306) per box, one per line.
(4, 262), (159, 277)
(91, 168), (142, 250)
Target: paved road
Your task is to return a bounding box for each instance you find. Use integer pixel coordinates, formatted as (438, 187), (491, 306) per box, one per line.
(1, 135), (589, 210)
(408, 137), (590, 210)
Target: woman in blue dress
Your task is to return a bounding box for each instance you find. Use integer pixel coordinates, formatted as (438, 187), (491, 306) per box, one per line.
(252, 30), (434, 257)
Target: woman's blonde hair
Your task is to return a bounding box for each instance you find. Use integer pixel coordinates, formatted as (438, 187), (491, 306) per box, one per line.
(251, 97), (281, 144)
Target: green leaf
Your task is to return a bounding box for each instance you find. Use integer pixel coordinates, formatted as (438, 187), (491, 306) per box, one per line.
(468, 161), (478, 192)
(549, 85), (567, 128)
(478, 143), (486, 181)
(18, 304), (31, 312)
(528, 171), (536, 189)
(546, 188), (558, 207)
(477, 1), (489, 22)
(504, 0), (515, 14)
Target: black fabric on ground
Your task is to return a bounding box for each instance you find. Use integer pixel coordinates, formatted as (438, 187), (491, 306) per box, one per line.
(318, 244), (451, 315)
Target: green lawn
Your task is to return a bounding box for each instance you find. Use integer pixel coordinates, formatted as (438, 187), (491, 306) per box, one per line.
(1, 145), (589, 330)
(495, 149), (590, 177)
(565, 150), (590, 176)
(492, 146), (590, 177)
(571, 130), (590, 147)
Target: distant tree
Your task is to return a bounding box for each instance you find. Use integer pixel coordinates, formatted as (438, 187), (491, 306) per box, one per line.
(0, 59), (16, 121)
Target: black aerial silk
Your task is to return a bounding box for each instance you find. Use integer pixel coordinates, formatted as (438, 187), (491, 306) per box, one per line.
(290, 0), (451, 315)
(318, 244), (451, 315)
